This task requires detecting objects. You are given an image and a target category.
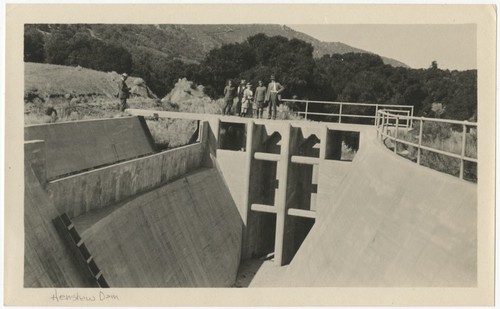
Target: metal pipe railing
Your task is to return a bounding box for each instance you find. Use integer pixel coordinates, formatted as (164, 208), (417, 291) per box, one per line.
(281, 99), (414, 125)
(376, 110), (477, 180)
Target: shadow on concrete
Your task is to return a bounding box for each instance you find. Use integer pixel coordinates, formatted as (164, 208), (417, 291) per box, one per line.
(233, 253), (274, 288)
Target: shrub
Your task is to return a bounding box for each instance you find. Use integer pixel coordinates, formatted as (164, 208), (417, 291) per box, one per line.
(394, 121), (477, 182)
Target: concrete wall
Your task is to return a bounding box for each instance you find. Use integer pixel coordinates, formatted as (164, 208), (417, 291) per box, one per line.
(243, 124), (286, 259)
(246, 157), (278, 258)
(281, 126), (321, 265)
(24, 141), (89, 287)
(315, 160), (352, 216)
(47, 143), (205, 218)
(80, 168), (242, 287)
(216, 149), (247, 216)
(25, 116), (156, 179)
(24, 112), (477, 288)
(283, 129), (477, 286)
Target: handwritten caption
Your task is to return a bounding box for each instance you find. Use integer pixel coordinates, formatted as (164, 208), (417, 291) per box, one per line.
(50, 289), (119, 302)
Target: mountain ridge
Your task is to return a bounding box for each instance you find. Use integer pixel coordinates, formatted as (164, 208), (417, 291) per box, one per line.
(171, 24), (409, 67)
(30, 24), (409, 68)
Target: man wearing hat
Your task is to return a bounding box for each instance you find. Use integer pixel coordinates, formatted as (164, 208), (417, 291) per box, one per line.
(265, 75), (284, 120)
(118, 73), (131, 112)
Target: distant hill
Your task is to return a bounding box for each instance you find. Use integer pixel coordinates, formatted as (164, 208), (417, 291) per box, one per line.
(178, 24), (409, 67)
(29, 24), (409, 68)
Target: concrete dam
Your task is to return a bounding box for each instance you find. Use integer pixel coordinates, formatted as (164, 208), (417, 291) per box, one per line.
(24, 111), (477, 288)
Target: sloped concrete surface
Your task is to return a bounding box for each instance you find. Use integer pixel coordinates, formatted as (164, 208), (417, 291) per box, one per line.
(282, 128), (477, 286)
(25, 116), (156, 179)
(24, 142), (88, 287)
(78, 168), (242, 287)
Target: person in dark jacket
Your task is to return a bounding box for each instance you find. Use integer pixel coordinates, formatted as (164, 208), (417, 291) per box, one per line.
(118, 73), (131, 111)
(222, 79), (236, 115)
(265, 75), (284, 120)
(253, 80), (266, 119)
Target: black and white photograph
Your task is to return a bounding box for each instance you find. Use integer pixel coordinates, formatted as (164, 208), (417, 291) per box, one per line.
(4, 3), (496, 307)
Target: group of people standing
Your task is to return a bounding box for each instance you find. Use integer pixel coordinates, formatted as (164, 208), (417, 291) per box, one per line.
(223, 75), (284, 120)
(118, 72), (285, 119)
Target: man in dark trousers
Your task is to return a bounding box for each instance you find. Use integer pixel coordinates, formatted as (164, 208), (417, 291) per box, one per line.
(236, 79), (246, 117)
(265, 75), (284, 120)
(118, 73), (131, 112)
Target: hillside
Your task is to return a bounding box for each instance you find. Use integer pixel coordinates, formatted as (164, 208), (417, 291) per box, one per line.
(25, 24), (410, 97)
(25, 62), (157, 102)
(28, 24), (408, 68)
(24, 62), (161, 123)
(24, 25), (476, 122)
(177, 24), (408, 67)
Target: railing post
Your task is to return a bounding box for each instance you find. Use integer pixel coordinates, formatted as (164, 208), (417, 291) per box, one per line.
(417, 118), (423, 165)
(394, 116), (399, 153)
(383, 113), (387, 140)
(460, 122), (467, 179)
(374, 104), (379, 126)
(305, 100), (309, 120)
(384, 112), (388, 136)
(380, 113), (385, 138)
(410, 106), (414, 128)
(338, 103), (343, 123)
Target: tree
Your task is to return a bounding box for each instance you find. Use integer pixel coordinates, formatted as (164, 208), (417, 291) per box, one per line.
(24, 25), (45, 62)
(44, 26), (132, 74)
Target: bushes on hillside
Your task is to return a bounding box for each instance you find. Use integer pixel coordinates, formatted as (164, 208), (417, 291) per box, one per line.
(40, 25), (132, 72)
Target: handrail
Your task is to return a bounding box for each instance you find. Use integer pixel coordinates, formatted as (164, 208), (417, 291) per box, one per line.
(377, 110), (478, 126)
(281, 98), (414, 125)
(375, 110), (477, 181)
(281, 98), (412, 109)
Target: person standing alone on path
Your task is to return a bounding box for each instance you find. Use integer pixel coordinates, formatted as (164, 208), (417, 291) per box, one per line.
(254, 80), (266, 119)
(236, 79), (246, 117)
(265, 75), (284, 120)
(222, 79), (236, 115)
(118, 73), (131, 112)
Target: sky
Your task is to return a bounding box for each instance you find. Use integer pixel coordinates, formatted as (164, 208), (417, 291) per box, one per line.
(288, 24), (476, 71)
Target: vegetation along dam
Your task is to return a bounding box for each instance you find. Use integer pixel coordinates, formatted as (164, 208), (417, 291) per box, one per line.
(24, 108), (477, 288)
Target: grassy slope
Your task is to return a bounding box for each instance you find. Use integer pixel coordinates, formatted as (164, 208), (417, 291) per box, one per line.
(24, 62), (161, 123)
(24, 63), (201, 149)
(25, 62), (125, 99)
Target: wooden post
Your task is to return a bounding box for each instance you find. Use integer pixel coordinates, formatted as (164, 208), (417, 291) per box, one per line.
(338, 103), (343, 123)
(374, 104), (379, 126)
